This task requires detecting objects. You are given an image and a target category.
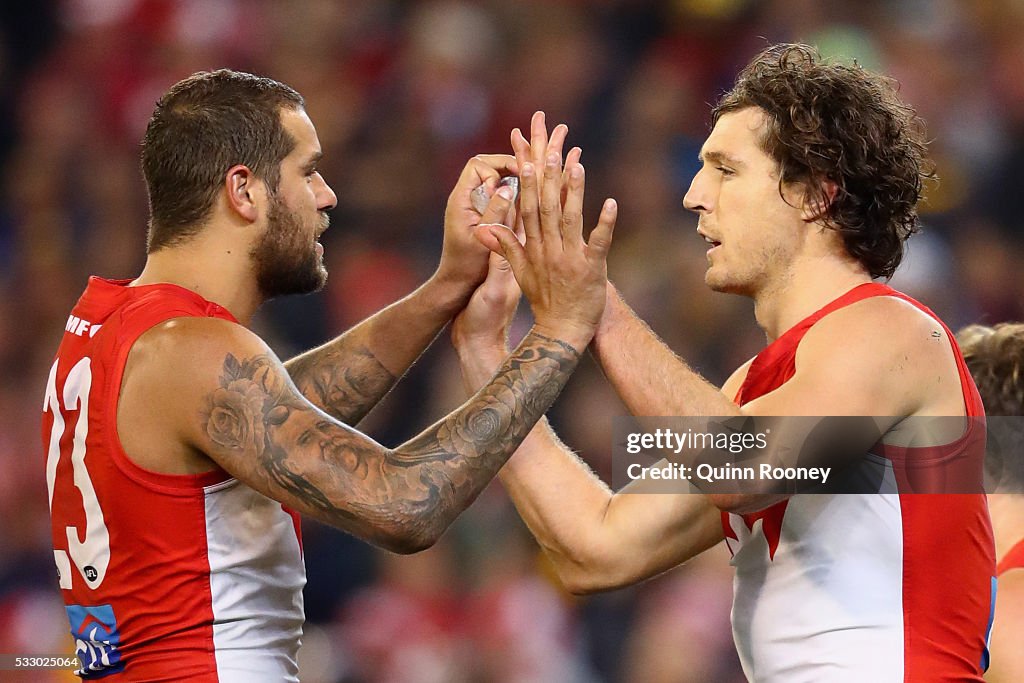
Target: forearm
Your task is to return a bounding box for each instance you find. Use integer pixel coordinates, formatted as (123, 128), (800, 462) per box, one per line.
(385, 326), (587, 550)
(499, 421), (625, 590)
(456, 344), (619, 577)
(285, 273), (474, 424)
(592, 283), (740, 417)
(458, 344), (719, 592)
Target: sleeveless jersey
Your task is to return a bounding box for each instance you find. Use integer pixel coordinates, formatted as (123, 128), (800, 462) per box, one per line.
(722, 282), (995, 682)
(997, 538), (1024, 576)
(42, 277), (305, 682)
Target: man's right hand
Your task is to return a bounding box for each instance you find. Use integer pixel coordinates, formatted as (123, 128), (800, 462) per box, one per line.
(482, 114), (617, 352)
(437, 154), (520, 294)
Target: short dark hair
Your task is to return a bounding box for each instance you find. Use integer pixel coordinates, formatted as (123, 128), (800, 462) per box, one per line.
(958, 323), (1024, 492)
(713, 44), (933, 279)
(141, 69), (304, 252)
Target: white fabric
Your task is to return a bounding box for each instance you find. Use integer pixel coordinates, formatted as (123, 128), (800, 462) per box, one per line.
(204, 479), (305, 682)
(725, 459), (906, 682)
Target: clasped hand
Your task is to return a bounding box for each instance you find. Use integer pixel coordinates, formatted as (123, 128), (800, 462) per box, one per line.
(456, 112), (617, 358)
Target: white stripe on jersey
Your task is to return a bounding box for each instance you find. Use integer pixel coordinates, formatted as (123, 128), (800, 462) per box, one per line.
(204, 479), (305, 682)
(727, 460), (906, 681)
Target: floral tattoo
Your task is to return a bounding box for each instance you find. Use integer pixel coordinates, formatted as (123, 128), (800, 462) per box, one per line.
(201, 332), (580, 547)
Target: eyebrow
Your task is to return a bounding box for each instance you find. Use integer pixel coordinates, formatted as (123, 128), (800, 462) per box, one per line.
(303, 151), (323, 170)
(697, 150), (745, 168)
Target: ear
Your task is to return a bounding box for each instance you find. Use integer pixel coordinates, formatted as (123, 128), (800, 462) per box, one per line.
(801, 179), (838, 223)
(224, 164), (263, 223)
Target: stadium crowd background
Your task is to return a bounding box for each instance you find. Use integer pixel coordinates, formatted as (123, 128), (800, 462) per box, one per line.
(2, 1), (1023, 681)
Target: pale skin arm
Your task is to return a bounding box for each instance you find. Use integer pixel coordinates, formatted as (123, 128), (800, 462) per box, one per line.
(457, 341), (725, 593)
(119, 158), (616, 555)
(453, 115), (722, 593)
(593, 286), (964, 513)
(454, 257), (723, 593)
(284, 155), (520, 425)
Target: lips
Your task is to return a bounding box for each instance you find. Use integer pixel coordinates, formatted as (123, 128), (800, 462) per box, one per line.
(697, 229), (721, 251)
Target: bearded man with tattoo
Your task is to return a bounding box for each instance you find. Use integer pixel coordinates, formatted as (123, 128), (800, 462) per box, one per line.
(40, 70), (616, 682)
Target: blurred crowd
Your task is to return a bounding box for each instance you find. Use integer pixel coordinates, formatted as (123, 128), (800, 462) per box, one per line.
(2, 1), (1024, 681)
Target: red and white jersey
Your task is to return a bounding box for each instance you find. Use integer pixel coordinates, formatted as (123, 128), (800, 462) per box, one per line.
(42, 277), (305, 682)
(722, 283), (995, 682)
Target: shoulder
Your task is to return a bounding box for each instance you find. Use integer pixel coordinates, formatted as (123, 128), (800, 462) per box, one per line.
(805, 294), (948, 354)
(798, 294), (955, 382)
(124, 317), (281, 425)
(773, 293), (961, 417)
(130, 316), (270, 370)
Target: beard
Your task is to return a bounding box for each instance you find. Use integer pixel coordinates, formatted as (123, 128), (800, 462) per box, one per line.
(251, 194), (329, 300)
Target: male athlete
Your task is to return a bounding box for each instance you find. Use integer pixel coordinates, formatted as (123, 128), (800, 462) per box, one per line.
(958, 323), (1024, 682)
(455, 45), (995, 681)
(41, 70), (616, 681)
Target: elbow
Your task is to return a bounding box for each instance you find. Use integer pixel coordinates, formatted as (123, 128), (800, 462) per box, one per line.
(706, 493), (747, 513)
(382, 535), (436, 555)
(377, 510), (455, 555)
(549, 549), (635, 595)
(377, 524), (443, 555)
(375, 533), (436, 555)
(560, 571), (615, 596)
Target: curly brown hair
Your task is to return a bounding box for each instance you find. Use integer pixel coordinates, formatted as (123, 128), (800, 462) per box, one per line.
(713, 44), (934, 279)
(958, 323), (1024, 492)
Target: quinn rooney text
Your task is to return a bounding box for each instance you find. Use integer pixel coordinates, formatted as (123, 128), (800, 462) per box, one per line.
(626, 462), (832, 484)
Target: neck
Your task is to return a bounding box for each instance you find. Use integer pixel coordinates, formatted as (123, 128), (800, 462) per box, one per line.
(987, 493), (1024, 561)
(132, 235), (262, 324)
(751, 248), (872, 342)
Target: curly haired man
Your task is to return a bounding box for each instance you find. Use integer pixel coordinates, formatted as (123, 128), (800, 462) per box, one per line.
(456, 44), (995, 681)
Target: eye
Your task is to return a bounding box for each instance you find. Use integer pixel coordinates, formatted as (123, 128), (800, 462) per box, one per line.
(717, 166), (735, 177)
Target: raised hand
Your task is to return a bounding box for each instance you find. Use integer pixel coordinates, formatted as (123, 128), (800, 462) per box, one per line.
(451, 250), (522, 393)
(438, 155), (520, 291)
(480, 113), (617, 352)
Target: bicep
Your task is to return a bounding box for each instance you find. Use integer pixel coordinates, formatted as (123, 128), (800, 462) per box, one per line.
(153, 320), (419, 542)
(705, 315), (907, 512)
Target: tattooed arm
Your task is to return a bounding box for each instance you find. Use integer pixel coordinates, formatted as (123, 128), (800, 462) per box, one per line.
(126, 316), (583, 553)
(119, 134), (615, 552)
(283, 277), (465, 425)
(284, 154), (520, 425)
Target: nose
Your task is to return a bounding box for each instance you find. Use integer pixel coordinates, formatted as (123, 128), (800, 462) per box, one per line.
(683, 167), (710, 214)
(317, 175), (338, 212)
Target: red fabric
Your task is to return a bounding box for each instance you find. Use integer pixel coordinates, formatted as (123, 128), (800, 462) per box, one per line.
(43, 277), (235, 680)
(721, 282), (994, 681)
(998, 538), (1024, 576)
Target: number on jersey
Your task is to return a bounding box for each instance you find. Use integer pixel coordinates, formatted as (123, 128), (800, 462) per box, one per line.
(44, 358), (111, 590)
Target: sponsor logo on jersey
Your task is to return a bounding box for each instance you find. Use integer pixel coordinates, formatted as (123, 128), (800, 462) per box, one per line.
(66, 604), (124, 678)
(64, 314), (102, 338)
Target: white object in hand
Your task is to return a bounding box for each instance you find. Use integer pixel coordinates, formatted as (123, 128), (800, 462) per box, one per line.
(471, 176), (520, 214)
